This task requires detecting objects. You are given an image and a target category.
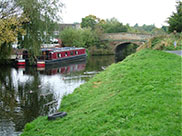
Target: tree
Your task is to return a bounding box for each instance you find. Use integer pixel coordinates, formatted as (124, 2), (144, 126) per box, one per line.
(0, 0), (26, 60)
(101, 18), (128, 33)
(0, 0), (25, 45)
(81, 15), (105, 30)
(168, 1), (182, 32)
(59, 28), (84, 47)
(161, 26), (168, 32)
(59, 27), (99, 48)
(17, 0), (63, 63)
(82, 28), (100, 48)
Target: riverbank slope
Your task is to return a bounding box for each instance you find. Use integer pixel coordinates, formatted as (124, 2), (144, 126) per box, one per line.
(21, 49), (181, 136)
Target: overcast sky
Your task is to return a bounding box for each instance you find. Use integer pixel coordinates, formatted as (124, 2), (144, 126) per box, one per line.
(61, 0), (178, 27)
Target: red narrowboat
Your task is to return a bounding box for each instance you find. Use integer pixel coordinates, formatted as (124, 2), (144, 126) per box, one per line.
(37, 47), (86, 68)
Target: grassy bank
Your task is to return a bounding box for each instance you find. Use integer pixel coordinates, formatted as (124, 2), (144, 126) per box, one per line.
(21, 49), (181, 136)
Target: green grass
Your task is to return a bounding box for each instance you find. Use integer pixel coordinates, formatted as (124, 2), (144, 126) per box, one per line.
(21, 49), (182, 136)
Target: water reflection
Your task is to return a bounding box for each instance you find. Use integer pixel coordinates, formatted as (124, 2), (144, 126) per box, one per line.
(0, 55), (115, 136)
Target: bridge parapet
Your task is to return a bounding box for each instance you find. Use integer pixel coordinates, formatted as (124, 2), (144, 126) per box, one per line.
(101, 33), (153, 41)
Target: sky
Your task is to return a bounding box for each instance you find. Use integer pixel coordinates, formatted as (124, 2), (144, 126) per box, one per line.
(61, 0), (178, 27)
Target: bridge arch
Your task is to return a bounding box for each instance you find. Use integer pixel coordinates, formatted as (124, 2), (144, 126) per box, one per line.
(115, 42), (140, 62)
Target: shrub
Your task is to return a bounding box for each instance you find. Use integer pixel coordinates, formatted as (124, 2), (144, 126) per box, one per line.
(59, 28), (100, 48)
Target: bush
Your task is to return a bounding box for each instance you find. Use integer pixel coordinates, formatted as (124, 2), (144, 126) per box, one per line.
(137, 34), (182, 51)
(59, 28), (100, 48)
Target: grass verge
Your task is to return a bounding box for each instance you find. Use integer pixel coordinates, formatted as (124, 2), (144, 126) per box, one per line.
(21, 49), (181, 136)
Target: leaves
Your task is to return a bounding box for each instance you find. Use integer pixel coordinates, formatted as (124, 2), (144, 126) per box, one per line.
(81, 15), (105, 30)
(168, 1), (182, 32)
(0, 16), (26, 46)
(16, 0), (63, 64)
(60, 27), (99, 48)
(101, 18), (128, 33)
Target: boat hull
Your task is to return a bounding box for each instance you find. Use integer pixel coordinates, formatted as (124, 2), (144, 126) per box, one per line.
(37, 54), (86, 67)
(45, 54), (86, 65)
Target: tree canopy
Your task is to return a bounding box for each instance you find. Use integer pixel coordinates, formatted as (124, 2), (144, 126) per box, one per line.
(81, 15), (105, 30)
(0, 0), (63, 62)
(17, 0), (63, 58)
(168, 1), (182, 33)
(59, 27), (99, 48)
(0, 0), (26, 46)
(0, 0), (27, 60)
(101, 18), (128, 33)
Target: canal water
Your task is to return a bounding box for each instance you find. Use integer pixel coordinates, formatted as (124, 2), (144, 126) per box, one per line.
(0, 55), (115, 136)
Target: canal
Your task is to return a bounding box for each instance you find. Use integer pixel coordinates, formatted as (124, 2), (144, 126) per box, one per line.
(0, 55), (115, 136)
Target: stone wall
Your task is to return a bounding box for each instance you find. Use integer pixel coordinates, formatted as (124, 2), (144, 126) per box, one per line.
(101, 33), (153, 41)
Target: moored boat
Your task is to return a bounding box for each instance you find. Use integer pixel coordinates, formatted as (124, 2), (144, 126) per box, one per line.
(37, 47), (86, 68)
(14, 49), (26, 66)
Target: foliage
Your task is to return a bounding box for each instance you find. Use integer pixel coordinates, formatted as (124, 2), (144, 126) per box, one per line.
(131, 24), (158, 34)
(81, 15), (105, 30)
(161, 26), (168, 32)
(21, 49), (181, 136)
(168, 1), (182, 32)
(0, 16), (26, 46)
(81, 28), (100, 48)
(17, 0), (63, 64)
(59, 27), (100, 48)
(137, 34), (182, 51)
(101, 18), (128, 33)
(0, 0), (27, 60)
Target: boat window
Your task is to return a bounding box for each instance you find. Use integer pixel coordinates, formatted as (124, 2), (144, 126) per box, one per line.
(65, 52), (68, 56)
(57, 53), (61, 58)
(75, 51), (78, 55)
(70, 51), (74, 55)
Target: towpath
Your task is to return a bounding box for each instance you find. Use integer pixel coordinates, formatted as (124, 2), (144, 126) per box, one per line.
(165, 50), (182, 56)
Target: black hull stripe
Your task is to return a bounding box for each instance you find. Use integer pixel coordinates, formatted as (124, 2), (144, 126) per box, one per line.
(44, 54), (86, 65)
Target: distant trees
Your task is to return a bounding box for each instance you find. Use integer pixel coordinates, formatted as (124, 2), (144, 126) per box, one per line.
(101, 18), (128, 33)
(81, 15), (105, 30)
(81, 15), (128, 33)
(61, 14), (169, 49)
(132, 24), (156, 33)
(168, 1), (182, 32)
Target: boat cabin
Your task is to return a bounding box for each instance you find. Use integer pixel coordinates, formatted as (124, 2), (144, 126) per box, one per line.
(38, 47), (86, 61)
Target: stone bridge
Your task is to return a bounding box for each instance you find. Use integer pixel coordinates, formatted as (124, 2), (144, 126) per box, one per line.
(101, 32), (153, 47)
(100, 33), (153, 61)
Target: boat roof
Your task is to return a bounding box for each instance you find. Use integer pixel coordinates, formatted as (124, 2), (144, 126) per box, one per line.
(41, 47), (84, 52)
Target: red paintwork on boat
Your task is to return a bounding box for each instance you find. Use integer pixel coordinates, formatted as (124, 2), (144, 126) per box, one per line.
(37, 47), (86, 67)
(50, 48), (85, 60)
